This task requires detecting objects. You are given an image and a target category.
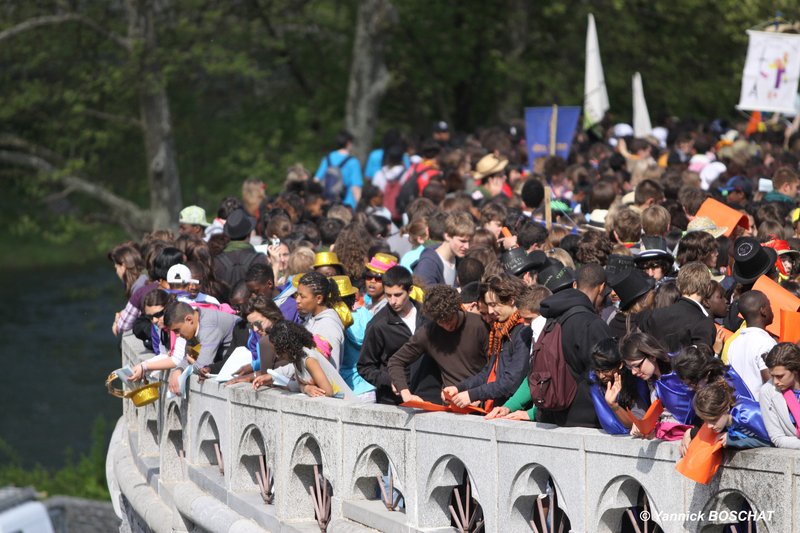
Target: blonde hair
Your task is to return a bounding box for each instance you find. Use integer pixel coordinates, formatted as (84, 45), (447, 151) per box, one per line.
(545, 247), (575, 270)
(242, 178), (266, 217)
(286, 246), (315, 277)
(676, 262), (711, 297)
(641, 205), (670, 236)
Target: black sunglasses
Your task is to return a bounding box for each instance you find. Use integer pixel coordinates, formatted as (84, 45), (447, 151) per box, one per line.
(145, 309), (165, 321)
(364, 273), (383, 281)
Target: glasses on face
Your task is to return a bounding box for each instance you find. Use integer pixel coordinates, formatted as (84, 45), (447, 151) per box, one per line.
(364, 273), (383, 282)
(639, 262), (662, 271)
(145, 309), (165, 321)
(248, 320), (270, 334)
(625, 358), (647, 371)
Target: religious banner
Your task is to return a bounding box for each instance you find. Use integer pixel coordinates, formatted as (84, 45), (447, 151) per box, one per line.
(737, 30), (800, 115)
(525, 105), (581, 169)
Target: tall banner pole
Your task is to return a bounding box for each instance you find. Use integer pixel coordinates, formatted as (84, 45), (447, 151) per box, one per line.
(544, 186), (552, 231)
(548, 104), (558, 156)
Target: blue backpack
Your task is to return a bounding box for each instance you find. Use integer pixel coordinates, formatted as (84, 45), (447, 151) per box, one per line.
(322, 154), (352, 203)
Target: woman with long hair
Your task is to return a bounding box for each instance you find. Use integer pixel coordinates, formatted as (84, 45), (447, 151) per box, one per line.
(108, 242), (155, 336)
(759, 343), (800, 449)
(252, 321), (334, 397)
(619, 331), (695, 440)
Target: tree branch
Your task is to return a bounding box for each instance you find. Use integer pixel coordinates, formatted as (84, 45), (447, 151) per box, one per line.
(82, 108), (143, 130)
(0, 13), (132, 52)
(0, 146), (151, 232)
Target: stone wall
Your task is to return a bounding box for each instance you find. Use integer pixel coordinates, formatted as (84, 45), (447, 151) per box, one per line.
(108, 332), (797, 533)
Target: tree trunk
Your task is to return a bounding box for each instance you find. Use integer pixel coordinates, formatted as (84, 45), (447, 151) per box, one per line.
(126, 0), (182, 231)
(344, 0), (395, 163)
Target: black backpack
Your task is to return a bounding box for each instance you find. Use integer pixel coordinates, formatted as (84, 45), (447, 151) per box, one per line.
(216, 251), (260, 288)
(322, 154), (353, 203)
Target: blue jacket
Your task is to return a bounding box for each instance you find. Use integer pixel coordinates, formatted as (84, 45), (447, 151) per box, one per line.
(413, 246), (448, 287)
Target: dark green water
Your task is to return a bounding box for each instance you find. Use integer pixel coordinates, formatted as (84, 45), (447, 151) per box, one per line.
(0, 261), (123, 468)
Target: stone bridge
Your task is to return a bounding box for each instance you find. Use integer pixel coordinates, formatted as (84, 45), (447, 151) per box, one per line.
(107, 333), (796, 532)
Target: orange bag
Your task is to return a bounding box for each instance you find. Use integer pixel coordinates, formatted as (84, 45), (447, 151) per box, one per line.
(675, 425), (725, 484)
(753, 275), (800, 337)
(627, 399), (664, 435)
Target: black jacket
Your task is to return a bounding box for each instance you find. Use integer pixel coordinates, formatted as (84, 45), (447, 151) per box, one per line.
(538, 288), (612, 428)
(640, 297), (715, 353)
(359, 301), (437, 404)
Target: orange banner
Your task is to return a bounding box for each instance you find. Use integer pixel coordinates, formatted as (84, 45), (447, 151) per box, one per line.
(627, 399), (664, 435)
(676, 425), (724, 484)
(780, 310), (800, 343)
(753, 275), (800, 337)
(695, 198), (748, 238)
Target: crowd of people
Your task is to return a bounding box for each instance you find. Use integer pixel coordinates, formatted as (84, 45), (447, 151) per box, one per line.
(109, 117), (800, 473)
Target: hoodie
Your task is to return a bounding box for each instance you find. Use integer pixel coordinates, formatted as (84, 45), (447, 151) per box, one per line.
(538, 288), (613, 428)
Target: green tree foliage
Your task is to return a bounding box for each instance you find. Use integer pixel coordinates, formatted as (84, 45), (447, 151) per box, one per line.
(0, 0), (798, 241)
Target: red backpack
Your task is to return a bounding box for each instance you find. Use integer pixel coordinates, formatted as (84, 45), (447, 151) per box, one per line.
(528, 307), (590, 411)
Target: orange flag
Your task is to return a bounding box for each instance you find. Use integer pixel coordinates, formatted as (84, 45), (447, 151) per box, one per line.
(745, 111), (762, 137)
(676, 425), (725, 484)
(627, 399), (664, 435)
(753, 275), (800, 337)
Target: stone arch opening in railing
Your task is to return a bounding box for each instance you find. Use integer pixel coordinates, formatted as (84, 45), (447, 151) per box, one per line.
(698, 489), (764, 532)
(508, 463), (572, 532)
(596, 475), (664, 533)
(196, 412), (224, 476)
(234, 424), (273, 503)
(350, 445), (404, 512)
(138, 398), (160, 455)
(160, 402), (186, 481)
(425, 454), (484, 532)
(289, 433), (332, 527)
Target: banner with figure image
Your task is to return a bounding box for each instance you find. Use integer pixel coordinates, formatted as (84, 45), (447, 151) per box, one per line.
(737, 30), (800, 115)
(525, 106), (581, 170)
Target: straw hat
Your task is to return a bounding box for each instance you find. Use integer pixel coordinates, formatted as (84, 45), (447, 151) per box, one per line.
(472, 154), (509, 180)
(686, 216), (727, 238)
(179, 205), (210, 227)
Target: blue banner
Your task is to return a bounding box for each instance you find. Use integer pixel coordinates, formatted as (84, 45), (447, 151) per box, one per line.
(524, 106), (581, 170)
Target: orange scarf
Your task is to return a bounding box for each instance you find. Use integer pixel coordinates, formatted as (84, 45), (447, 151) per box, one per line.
(485, 311), (524, 411)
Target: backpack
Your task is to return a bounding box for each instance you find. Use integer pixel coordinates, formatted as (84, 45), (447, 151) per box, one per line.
(216, 251), (260, 288)
(528, 307), (591, 411)
(322, 154), (353, 203)
(395, 163), (442, 215)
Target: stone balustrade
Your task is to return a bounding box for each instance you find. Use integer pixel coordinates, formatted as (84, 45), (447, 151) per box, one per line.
(107, 333), (796, 533)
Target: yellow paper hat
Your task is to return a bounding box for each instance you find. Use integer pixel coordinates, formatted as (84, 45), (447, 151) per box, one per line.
(365, 253), (399, 274)
(314, 251), (342, 268)
(331, 275), (358, 297)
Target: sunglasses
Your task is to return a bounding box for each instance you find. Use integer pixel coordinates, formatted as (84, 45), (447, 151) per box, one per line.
(639, 262), (664, 271)
(248, 320), (271, 334)
(364, 273), (383, 282)
(145, 309), (165, 321)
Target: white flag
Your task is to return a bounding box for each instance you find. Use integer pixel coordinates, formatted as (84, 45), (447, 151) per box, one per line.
(632, 72), (652, 137)
(737, 30), (800, 115)
(584, 13), (609, 129)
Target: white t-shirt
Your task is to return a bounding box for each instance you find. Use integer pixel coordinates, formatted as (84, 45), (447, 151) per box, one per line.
(442, 260), (456, 287)
(400, 306), (418, 336)
(727, 327), (775, 397)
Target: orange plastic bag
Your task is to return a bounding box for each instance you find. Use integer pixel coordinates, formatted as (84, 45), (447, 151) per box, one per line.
(780, 309), (800, 343)
(675, 425), (724, 484)
(695, 198), (749, 238)
(753, 275), (800, 337)
(627, 399), (664, 435)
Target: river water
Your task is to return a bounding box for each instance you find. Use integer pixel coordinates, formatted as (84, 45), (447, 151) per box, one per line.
(0, 261), (122, 469)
